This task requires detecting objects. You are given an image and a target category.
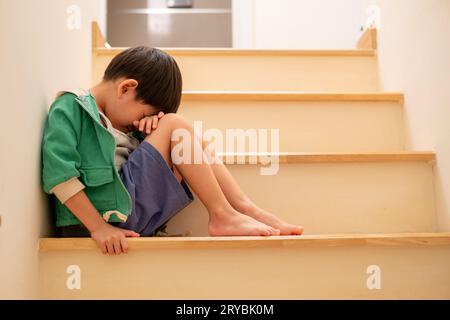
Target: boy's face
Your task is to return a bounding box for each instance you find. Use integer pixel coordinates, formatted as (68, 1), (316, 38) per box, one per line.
(108, 79), (158, 134)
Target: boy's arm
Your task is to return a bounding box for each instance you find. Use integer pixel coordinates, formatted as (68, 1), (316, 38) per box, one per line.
(42, 101), (83, 195)
(42, 99), (138, 255)
(64, 190), (139, 255)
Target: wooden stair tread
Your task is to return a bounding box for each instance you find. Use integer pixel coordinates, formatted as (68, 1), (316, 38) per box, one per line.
(94, 47), (375, 57)
(216, 151), (435, 164)
(91, 22), (374, 57)
(39, 233), (450, 251)
(182, 91), (403, 102)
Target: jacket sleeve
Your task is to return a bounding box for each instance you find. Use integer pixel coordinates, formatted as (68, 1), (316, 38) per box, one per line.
(41, 99), (85, 202)
(50, 176), (85, 204)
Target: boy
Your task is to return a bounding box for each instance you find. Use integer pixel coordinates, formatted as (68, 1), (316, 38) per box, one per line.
(41, 46), (303, 255)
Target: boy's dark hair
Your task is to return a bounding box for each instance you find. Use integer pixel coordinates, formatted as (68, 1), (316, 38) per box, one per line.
(103, 46), (183, 114)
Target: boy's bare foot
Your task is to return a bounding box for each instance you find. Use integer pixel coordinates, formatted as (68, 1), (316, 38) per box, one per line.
(208, 208), (281, 237)
(237, 202), (304, 235)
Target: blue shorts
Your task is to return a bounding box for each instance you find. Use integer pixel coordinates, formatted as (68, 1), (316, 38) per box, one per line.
(116, 140), (194, 236)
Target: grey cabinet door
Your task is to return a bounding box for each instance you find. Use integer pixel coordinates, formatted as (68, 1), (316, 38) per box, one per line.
(107, 0), (232, 47)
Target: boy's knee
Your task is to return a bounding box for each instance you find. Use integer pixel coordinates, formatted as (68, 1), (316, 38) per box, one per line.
(159, 113), (188, 128)
(143, 113), (186, 140)
(156, 113), (192, 142)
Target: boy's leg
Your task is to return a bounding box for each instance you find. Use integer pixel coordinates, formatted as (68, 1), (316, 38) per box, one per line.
(172, 165), (183, 183)
(143, 113), (280, 237)
(164, 122), (303, 235)
(196, 144), (303, 235)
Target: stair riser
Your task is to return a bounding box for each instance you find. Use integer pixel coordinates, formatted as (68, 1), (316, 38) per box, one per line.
(39, 246), (450, 299)
(178, 100), (405, 152)
(93, 54), (378, 91)
(168, 161), (436, 235)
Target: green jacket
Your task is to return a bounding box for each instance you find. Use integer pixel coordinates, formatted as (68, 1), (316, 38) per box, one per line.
(41, 90), (144, 227)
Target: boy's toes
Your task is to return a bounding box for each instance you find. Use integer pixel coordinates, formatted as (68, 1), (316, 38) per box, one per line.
(291, 225), (304, 235)
(265, 227), (275, 236)
(266, 226), (278, 236)
(268, 227), (280, 236)
(277, 224), (304, 235)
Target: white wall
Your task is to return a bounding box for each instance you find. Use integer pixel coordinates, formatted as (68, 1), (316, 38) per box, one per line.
(0, 0), (101, 299)
(232, 0), (368, 48)
(364, 0), (450, 230)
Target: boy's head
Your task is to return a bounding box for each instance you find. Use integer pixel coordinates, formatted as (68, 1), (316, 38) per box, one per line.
(99, 46), (182, 132)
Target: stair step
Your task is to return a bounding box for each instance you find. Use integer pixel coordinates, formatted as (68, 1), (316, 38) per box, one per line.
(95, 47), (376, 56)
(179, 91), (405, 152)
(39, 233), (450, 251)
(168, 152), (437, 235)
(92, 48), (378, 91)
(39, 233), (450, 299)
(218, 151), (435, 164)
(182, 91), (403, 102)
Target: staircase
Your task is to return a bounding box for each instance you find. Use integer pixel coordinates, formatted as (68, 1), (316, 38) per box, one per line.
(38, 23), (450, 299)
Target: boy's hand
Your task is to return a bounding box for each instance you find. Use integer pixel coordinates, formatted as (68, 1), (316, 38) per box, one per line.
(90, 223), (140, 255)
(133, 111), (164, 136)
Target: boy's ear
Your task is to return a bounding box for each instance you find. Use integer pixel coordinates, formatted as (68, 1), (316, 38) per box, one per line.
(117, 79), (138, 97)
